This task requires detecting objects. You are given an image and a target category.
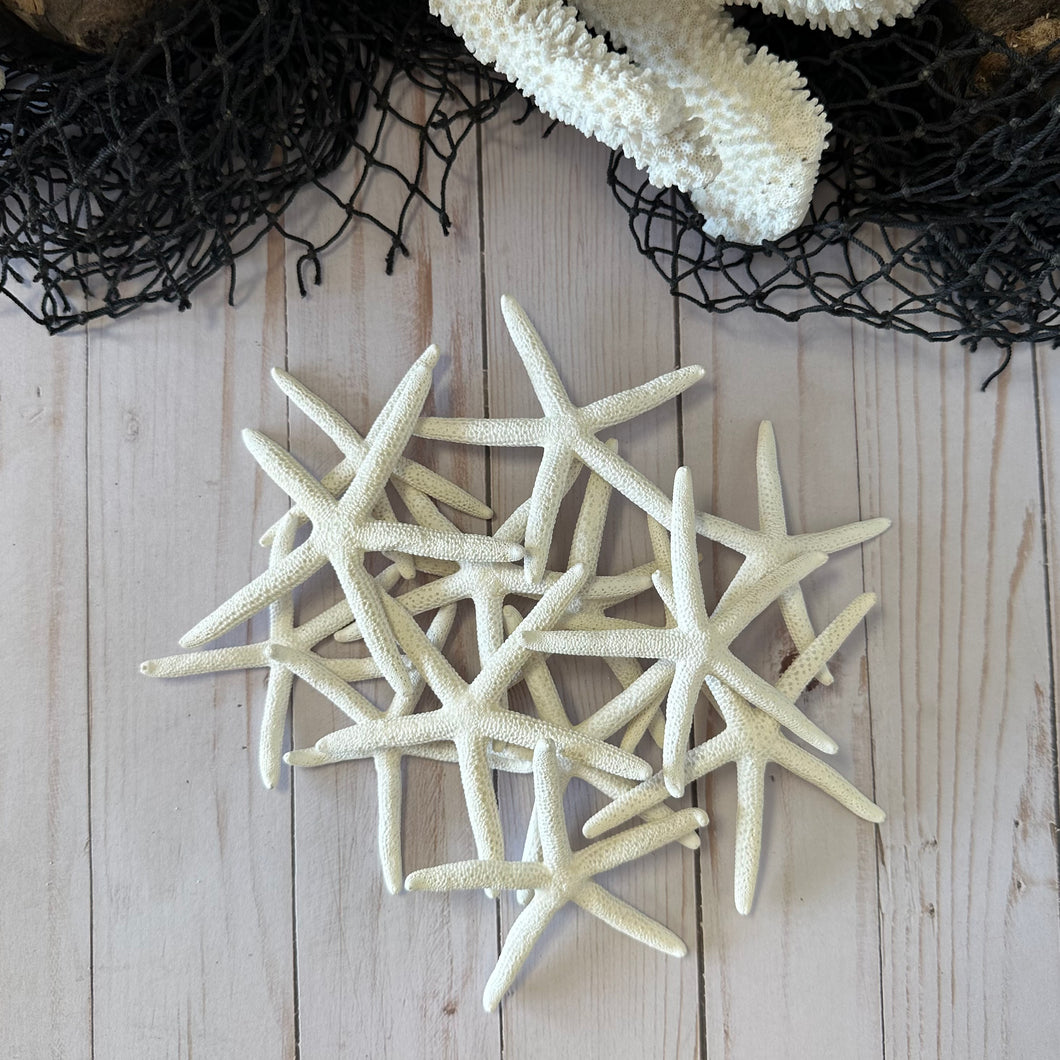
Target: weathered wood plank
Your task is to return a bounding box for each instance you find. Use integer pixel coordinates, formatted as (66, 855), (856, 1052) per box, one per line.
(856, 335), (1060, 1058)
(481, 117), (701, 1058)
(88, 238), (296, 1058)
(0, 320), (91, 1060)
(283, 77), (502, 1058)
(680, 303), (885, 1058)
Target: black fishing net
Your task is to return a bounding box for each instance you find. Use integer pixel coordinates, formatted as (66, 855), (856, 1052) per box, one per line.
(608, 0), (1060, 378)
(0, 0), (1058, 372)
(0, 0), (514, 330)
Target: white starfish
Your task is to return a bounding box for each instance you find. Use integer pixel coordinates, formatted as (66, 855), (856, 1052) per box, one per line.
(709, 420), (890, 685)
(141, 514), (411, 789)
(335, 444), (655, 684)
(179, 346), (522, 697)
(405, 740), (707, 1011)
(524, 467), (839, 797)
(285, 566), (651, 872)
(261, 366), (491, 578)
(583, 591), (885, 914)
(504, 605), (699, 898)
(432, 0), (923, 240)
(415, 295), (706, 581)
(273, 603), (459, 895)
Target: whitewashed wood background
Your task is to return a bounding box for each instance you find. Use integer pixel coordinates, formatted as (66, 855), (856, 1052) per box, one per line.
(2, 86), (1059, 1060)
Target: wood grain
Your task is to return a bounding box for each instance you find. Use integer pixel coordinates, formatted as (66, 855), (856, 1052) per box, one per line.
(283, 75), (501, 1058)
(855, 333), (1060, 1058)
(681, 298), (884, 1058)
(481, 117), (701, 1059)
(87, 237), (296, 1058)
(0, 77), (1058, 1060)
(0, 321), (91, 1060)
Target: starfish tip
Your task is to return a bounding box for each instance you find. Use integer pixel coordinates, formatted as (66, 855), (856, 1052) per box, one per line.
(139, 660), (157, 676)
(664, 773), (685, 799)
(691, 808), (709, 829)
(419, 344), (441, 368)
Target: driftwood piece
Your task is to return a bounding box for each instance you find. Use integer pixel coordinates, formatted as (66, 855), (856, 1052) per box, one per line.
(0, 0), (176, 53)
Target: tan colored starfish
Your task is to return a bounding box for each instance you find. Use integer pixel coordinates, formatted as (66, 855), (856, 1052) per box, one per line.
(406, 740), (707, 1011)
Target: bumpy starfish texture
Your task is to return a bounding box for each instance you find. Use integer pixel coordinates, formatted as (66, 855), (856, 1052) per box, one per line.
(505, 605), (699, 900)
(333, 447), (654, 690)
(406, 740), (707, 1011)
(584, 591), (884, 913)
(142, 514), (408, 789)
(524, 466), (839, 797)
(416, 295), (706, 581)
(288, 567), (651, 873)
(276, 603), (459, 895)
(431, 0), (924, 240)
(180, 346), (522, 696)
(710, 420), (890, 685)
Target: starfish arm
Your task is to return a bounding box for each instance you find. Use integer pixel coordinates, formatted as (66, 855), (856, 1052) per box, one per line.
(711, 550), (829, 644)
(771, 738), (885, 823)
(582, 365), (705, 432)
(581, 769), (671, 839)
(469, 564), (589, 707)
(692, 510), (761, 555)
(375, 749), (406, 896)
(324, 655), (384, 684)
(522, 626), (673, 662)
(335, 574), (466, 643)
(777, 592), (876, 700)
(242, 429), (339, 527)
(365, 493), (418, 581)
(583, 660), (674, 741)
(496, 455), (584, 544)
(754, 420), (788, 536)
(483, 894), (561, 1012)
(456, 734), (506, 872)
(530, 741), (573, 865)
(179, 543), (324, 648)
(380, 592), (468, 706)
(270, 364), (369, 466)
(406, 859), (547, 896)
(414, 415), (542, 447)
(707, 661), (838, 754)
(473, 592), (509, 707)
(732, 754), (768, 916)
(662, 661), (708, 797)
(572, 434), (674, 527)
(796, 517), (892, 556)
(357, 521), (523, 566)
(573, 881), (687, 957)
(258, 664), (295, 790)
(665, 467), (709, 626)
(266, 512), (298, 625)
(523, 444), (577, 583)
(508, 610), (572, 730)
(777, 583), (834, 685)
(266, 644), (384, 723)
(140, 643), (267, 678)
(574, 806), (708, 878)
(332, 558), (412, 697)
(334, 345), (439, 520)
(390, 461), (493, 520)
(299, 565), (403, 646)
(499, 295), (572, 417)
(480, 710), (650, 783)
(619, 698), (666, 754)
(578, 769), (699, 850)
(568, 441), (617, 573)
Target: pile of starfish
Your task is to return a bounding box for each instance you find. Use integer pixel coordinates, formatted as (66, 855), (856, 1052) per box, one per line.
(143, 295), (889, 1012)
